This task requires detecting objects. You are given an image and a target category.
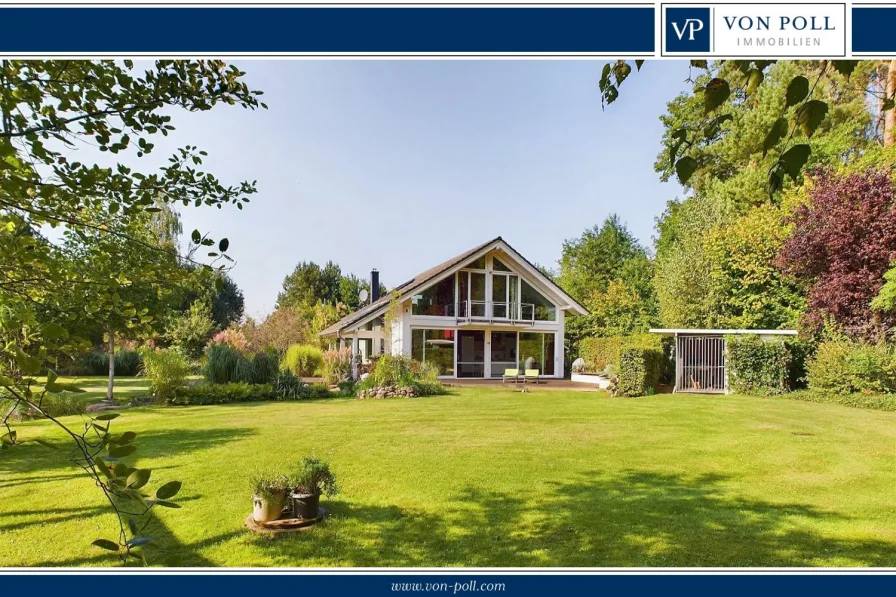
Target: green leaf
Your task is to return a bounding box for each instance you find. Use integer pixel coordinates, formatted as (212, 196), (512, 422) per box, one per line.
(763, 118), (789, 156)
(127, 537), (152, 547)
(218, 238), (229, 252)
(94, 412), (120, 421)
(95, 458), (114, 479)
(113, 431), (137, 445)
(768, 163), (785, 196)
(797, 100), (829, 137)
(41, 322), (66, 340)
(108, 444), (137, 458)
(1, 431), (17, 445)
(92, 539), (120, 552)
(785, 76), (810, 107)
(690, 60), (708, 69)
(703, 114), (733, 139)
(128, 518), (139, 537)
(155, 480), (182, 500)
(635, 60), (644, 71)
(14, 347), (41, 375)
(746, 68), (764, 96)
(113, 462), (135, 478)
(675, 156), (698, 185)
(884, 97), (896, 111)
(126, 469), (151, 490)
(832, 61), (858, 78)
(0, 375), (14, 386)
(780, 144), (812, 181)
(191, 229), (201, 244)
(703, 78), (731, 113)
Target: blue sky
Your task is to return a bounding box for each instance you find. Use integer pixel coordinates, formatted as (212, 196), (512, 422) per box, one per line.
(157, 60), (692, 317)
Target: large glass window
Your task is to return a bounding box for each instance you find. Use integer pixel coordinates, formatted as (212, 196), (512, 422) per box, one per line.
(456, 330), (485, 377)
(411, 329), (455, 376)
(519, 332), (555, 376)
(521, 280), (556, 321)
(412, 276), (455, 316)
(493, 257), (512, 272)
(490, 332), (517, 378)
(470, 272), (486, 317)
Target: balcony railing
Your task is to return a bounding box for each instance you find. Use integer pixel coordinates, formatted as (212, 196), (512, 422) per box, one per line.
(445, 301), (536, 324)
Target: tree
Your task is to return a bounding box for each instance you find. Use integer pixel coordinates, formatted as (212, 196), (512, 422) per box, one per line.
(704, 203), (804, 329)
(778, 168), (896, 339)
(209, 275), (245, 329)
(277, 261), (343, 310)
(241, 307), (311, 354)
(0, 59), (264, 563)
(600, 60), (894, 193)
(164, 299), (216, 359)
(559, 214), (653, 303)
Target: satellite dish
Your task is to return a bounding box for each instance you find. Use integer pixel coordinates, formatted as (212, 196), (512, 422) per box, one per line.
(359, 289), (369, 303)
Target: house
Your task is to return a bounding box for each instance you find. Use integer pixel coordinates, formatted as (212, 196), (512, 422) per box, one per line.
(319, 237), (588, 379)
(649, 328), (798, 393)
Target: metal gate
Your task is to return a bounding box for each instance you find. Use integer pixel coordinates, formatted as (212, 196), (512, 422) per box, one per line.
(676, 335), (727, 393)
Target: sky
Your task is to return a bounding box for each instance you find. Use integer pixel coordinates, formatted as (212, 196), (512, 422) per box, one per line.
(136, 60), (693, 318)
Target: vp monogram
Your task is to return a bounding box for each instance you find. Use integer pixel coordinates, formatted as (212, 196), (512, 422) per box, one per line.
(671, 18), (705, 41)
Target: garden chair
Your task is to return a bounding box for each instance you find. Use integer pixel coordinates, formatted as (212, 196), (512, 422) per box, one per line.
(523, 369), (540, 384)
(502, 368), (520, 384)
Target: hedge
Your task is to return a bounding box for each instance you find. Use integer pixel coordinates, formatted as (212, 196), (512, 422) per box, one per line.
(579, 333), (663, 374)
(726, 335), (790, 395)
(169, 380), (336, 405)
(807, 338), (896, 395)
(617, 346), (664, 397)
(783, 390), (896, 411)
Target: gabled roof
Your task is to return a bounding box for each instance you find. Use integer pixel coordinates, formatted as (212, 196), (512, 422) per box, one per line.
(319, 237), (587, 337)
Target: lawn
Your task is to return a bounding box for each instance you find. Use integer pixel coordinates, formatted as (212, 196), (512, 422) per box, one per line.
(1, 383), (894, 567)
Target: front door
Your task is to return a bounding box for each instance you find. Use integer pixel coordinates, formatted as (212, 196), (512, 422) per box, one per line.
(489, 331), (517, 378)
(456, 330), (485, 378)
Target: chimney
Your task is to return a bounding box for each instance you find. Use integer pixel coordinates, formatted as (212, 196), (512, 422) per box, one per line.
(370, 269), (380, 303)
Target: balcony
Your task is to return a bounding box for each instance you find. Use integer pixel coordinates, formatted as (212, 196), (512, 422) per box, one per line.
(445, 301), (536, 326)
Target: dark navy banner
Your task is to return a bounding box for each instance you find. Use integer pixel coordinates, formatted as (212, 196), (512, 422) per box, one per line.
(0, 6), (654, 54)
(0, 574), (894, 595)
(852, 6), (896, 54)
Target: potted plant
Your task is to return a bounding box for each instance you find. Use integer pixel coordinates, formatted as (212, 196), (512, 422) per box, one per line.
(251, 472), (289, 523)
(288, 456), (339, 519)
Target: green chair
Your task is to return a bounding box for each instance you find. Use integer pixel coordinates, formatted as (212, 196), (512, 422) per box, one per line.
(502, 368), (520, 384)
(523, 369), (540, 384)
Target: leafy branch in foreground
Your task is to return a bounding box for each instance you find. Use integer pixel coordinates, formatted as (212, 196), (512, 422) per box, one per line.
(598, 59), (896, 194)
(0, 59), (266, 564)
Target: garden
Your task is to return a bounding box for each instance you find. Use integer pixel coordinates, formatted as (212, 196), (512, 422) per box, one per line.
(4, 58), (896, 568)
(1, 384), (894, 567)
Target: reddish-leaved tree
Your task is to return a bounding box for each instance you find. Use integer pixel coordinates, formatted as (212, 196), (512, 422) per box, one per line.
(778, 168), (896, 338)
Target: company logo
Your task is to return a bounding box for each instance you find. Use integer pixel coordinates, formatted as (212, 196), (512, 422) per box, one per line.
(666, 7), (710, 52)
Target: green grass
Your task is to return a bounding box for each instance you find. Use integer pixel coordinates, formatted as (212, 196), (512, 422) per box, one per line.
(41, 375), (198, 403)
(1, 385), (894, 567)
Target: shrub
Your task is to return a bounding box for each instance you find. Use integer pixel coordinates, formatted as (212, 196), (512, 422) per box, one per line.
(250, 351), (280, 385)
(210, 328), (250, 353)
(140, 348), (191, 402)
(73, 349), (143, 376)
(36, 393), (87, 417)
(205, 343), (255, 384)
(113, 349), (143, 377)
(309, 383), (332, 399)
(726, 335), (791, 395)
(275, 370), (309, 400)
(170, 382), (276, 405)
(321, 347), (352, 384)
(355, 354), (446, 398)
(616, 346), (664, 397)
(337, 380), (355, 396)
(165, 300), (216, 359)
(288, 456), (339, 497)
(785, 390), (896, 411)
(807, 338), (896, 395)
(281, 344), (324, 378)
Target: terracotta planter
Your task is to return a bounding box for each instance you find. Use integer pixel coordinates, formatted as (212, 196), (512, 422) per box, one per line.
(290, 491), (320, 519)
(253, 492), (286, 523)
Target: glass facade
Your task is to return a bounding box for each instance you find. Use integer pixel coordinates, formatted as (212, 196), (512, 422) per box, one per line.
(519, 332), (555, 376)
(521, 279), (556, 321)
(411, 276), (455, 316)
(410, 329), (455, 375)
